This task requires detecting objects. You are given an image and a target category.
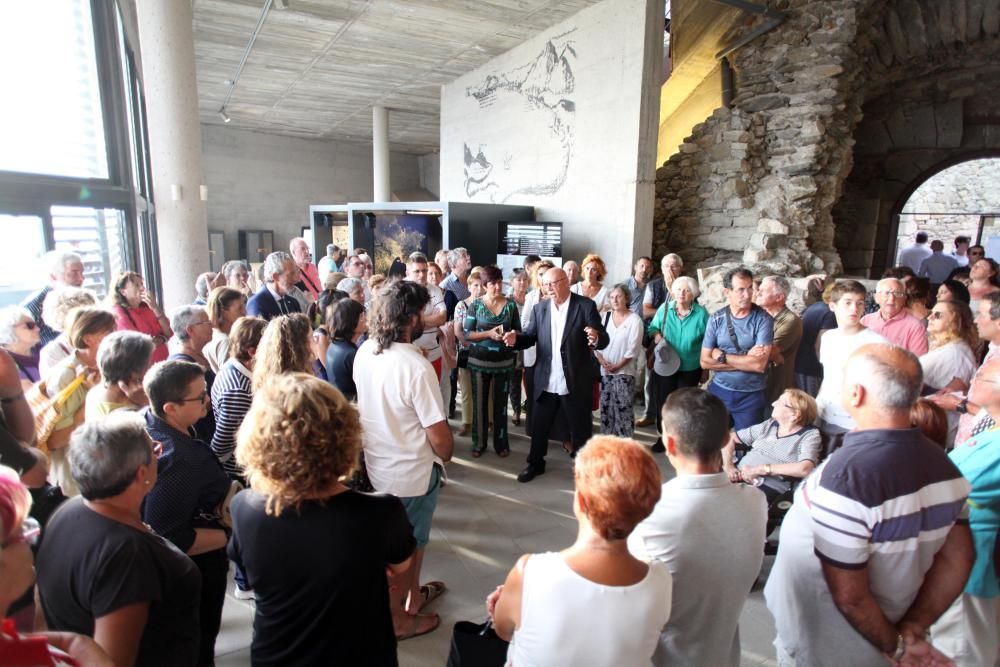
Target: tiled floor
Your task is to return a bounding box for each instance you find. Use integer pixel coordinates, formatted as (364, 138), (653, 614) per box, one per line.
(215, 412), (779, 666)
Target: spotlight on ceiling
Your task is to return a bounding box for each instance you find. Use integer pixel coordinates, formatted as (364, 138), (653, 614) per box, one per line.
(219, 109), (231, 123)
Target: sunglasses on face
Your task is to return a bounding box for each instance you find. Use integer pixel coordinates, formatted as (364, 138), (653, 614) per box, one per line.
(18, 321), (37, 330)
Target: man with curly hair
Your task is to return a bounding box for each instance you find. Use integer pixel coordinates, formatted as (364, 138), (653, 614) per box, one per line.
(354, 279), (454, 640)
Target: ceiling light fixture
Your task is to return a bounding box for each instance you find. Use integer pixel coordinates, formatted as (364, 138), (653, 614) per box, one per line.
(219, 109), (231, 123)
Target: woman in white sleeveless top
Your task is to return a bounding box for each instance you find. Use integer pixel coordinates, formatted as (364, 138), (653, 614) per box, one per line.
(487, 436), (672, 666)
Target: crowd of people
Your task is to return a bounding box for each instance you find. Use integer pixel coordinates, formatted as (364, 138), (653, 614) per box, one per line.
(0, 230), (998, 667)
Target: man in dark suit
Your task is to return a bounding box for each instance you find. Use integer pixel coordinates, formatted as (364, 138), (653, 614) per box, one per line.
(503, 267), (609, 482)
(246, 251), (302, 321)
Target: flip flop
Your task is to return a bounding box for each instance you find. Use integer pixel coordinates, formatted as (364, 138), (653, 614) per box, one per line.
(418, 581), (447, 610)
(395, 612), (440, 641)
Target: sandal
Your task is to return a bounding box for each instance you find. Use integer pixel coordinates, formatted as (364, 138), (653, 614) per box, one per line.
(497, 449), (510, 458)
(395, 612), (440, 641)
(562, 441), (574, 456)
(418, 581), (447, 610)
(512, 413), (522, 426)
(471, 449), (483, 458)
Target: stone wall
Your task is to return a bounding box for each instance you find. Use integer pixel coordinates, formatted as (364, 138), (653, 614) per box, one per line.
(654, 0), (872, 281)
(439, 0), (664, 281)
(896, 159), (1000, 249)
(655, 0), (1000, 289)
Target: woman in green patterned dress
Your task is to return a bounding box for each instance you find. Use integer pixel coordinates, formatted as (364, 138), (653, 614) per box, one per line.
(464, 265), (521, 457)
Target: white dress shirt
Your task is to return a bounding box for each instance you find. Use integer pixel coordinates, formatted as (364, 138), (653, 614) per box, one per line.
(546, 297), (571, 395)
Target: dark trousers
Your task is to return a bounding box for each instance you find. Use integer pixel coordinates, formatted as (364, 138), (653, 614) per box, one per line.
(190, 548), (229, 667)
(651, 368), (703, 436)
(471, 370), (511, 454)
(528, 391), (593, 467)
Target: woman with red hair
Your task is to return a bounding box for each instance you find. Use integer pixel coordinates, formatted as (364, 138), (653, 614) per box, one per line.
(487, 436), (671, 665)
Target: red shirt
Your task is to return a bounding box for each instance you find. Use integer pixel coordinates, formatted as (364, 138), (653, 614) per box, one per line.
(114, 304), (169, 362)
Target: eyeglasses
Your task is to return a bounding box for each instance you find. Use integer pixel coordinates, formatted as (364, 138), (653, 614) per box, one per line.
(17, 321), (38, 330)
(929, 311), (946, 320)
(543, 278), (568, 288)
(192, 320), (213, 327)
(175, 390), (208, 403)
(877, 290), (906, 298)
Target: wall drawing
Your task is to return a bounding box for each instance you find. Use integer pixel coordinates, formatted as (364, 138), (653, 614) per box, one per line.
(462, 30), (576, 203)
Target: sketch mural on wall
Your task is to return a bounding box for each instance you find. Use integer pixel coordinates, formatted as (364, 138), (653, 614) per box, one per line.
(462, 30), (577, 203)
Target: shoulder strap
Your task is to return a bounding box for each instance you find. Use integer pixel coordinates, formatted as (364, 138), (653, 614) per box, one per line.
(603, 310), (611, 328)
(724, 307), (745, 354)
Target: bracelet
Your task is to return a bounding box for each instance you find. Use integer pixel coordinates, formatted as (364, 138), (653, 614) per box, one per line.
(765, 464), (772, 476)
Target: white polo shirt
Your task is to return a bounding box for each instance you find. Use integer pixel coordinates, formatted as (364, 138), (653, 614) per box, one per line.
(353, 339), (446, 497)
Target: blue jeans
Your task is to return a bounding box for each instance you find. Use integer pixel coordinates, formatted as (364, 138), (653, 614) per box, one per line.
(708, 381), (766, 430)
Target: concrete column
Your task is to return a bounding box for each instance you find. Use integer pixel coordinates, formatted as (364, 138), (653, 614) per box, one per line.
(135, 1), (210, 310)
(373, 106), (390, 201)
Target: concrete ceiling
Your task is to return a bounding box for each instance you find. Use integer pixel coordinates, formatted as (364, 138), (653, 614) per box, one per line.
(193, 0), (605, 154)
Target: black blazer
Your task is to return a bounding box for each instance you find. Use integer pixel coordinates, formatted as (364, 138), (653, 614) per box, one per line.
(246, 286), (301, 321)
(513, 293), (609, 403)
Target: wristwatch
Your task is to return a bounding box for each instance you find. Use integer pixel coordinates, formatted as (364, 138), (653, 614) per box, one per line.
(717, 350), (727, 365)
(764, 464), (772, 476)
(957, 399), (969, 414)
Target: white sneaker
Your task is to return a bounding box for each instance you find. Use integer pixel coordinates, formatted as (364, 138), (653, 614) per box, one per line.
(234, 586), (255, 601)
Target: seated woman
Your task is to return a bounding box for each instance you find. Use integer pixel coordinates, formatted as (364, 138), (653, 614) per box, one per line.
(722, 388), (823, 502)
(229, 373), (416, 666)
(142, 360), (231, 667)
(326, 298), (366, 401)
(84, 330), (154, 421)
(35, 414), (201, 667)
(107, 272), (171, 363)
(0, 306), (41, 389)
(488, 436), (671, 666)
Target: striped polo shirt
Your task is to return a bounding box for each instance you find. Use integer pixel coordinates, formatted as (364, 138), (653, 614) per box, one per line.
(765, 427), (970, 665)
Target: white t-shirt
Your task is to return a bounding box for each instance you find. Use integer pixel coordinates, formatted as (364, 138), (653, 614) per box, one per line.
(507, 552), (672, 667)
(600, 312), (643, 377)
(815, 327), (887, 429)
(571, 282), (609, 312)
(920, 341), (976, 391)
(353, 339), (445, 497)
(413, 283), (446, 362)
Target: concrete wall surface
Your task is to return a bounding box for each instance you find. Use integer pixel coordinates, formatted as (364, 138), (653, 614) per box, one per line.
(439, 0), (663, 281)
(201, 124), (421, 262)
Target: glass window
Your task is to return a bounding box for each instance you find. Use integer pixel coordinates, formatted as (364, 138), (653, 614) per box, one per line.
(0, 0), (110, 179)
(51, 206), (127, 298)
(0, 215), (46, 307)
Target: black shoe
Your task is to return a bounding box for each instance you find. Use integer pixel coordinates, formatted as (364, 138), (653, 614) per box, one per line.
(517, 465), (545, 483)
(651, 440), (665, 453)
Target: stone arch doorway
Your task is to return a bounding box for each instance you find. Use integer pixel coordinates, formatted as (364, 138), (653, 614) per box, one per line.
(890, 155), (1000, 265)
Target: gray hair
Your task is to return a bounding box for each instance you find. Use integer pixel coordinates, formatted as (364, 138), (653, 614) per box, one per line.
(43, 250), (82, 278)
(843, 344), (922, 410)
(671, 275), (701, 299)
(170, 305), (208, 342)
(41, 287), (98, 331)
(97, 331), (154, 384)
(262, 252), (293, 283)
(761, 275), (790, 298)
(326, 244), (337, 256)
(222, 260), (249, 280)
(447, 247), (469, 270)
(662, 253), (683, 267)
(0, 306), (32, 346)
(337, 278), (363, 294)
(69, 412), (152, 500)
(195, 273), (214, 299)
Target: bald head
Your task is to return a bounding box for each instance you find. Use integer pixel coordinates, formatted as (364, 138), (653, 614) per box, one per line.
(969, 357), (1000, 414)
(542, 267), (571, 303)
(843, 343), (922, 416)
